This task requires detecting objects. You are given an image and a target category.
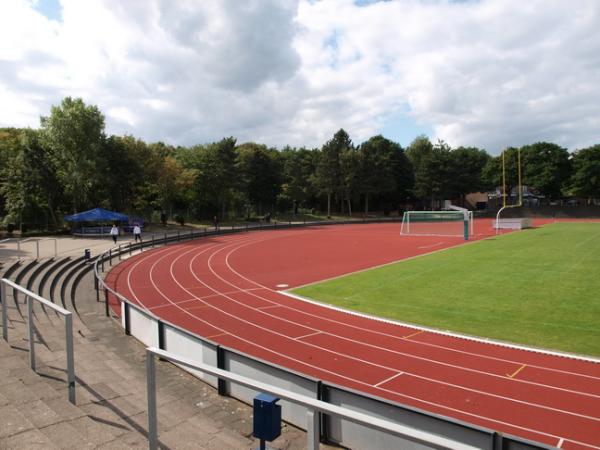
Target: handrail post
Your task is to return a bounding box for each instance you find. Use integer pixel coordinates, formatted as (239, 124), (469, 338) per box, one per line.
(65, 314), (76, 404)
(36, 240), (40, 259)
(104, 289), (110, 317)
(109, 249), (112, 266)
(152, 234), (155, 248)
(307, 409), (319, 450)
(17, 240), (21, 261)
(118, 244), (122, 260)
(129, 242), (132, 256)
(146, 350), (158, 450)
(27, 295), (36, 371)
(1, 281), (7, 340)
(54, 239), (57, 257)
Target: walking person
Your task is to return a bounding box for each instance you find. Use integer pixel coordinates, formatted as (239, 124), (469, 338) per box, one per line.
(110, 224), (119, 244)
(133, 224), (142, 242)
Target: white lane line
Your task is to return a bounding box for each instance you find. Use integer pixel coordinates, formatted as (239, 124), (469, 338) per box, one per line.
(374, 372), (404, 388)
(557, 438), (564, 448)
(295, 331), (321, 340)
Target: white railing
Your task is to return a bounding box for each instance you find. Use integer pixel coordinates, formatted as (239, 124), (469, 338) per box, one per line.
(145, 347), (479, 450)
(0, 278), (76, 404)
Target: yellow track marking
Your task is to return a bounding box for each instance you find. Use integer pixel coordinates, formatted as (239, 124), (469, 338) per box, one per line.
(507, 364), (527, 379)
(403, 330), (425, 340)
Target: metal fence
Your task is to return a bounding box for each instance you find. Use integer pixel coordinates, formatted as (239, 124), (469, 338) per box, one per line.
(0, 278), (76, 404)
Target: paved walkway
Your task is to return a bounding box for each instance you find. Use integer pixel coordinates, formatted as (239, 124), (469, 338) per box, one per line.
(0, 235), (337, 449)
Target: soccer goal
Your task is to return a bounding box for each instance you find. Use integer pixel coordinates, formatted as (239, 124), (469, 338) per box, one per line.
(400, 210), (473, 239)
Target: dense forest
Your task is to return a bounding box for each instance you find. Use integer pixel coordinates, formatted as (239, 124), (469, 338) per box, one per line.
(1, 97), (599, 230)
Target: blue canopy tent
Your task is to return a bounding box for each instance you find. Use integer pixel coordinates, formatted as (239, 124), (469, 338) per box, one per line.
(64, 208), (129, 236)
(64, 208), (129, 223)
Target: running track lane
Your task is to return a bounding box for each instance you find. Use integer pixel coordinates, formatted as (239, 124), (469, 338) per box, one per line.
(106, 223), (600, 450)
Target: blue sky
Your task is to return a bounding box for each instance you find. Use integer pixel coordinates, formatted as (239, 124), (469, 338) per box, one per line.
(32, 0), (61, 22)
(2, 0), (599, 153)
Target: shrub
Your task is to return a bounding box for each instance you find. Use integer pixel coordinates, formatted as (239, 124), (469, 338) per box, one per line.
(174, 215), (185, 226)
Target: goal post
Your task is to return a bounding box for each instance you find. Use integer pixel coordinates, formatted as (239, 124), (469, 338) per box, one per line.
(400, 211), (472, 240)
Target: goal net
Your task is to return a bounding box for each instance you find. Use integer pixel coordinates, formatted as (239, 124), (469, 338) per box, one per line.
(400, 211), (473, 238)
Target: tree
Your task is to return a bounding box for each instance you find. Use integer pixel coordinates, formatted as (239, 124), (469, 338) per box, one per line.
(102, 135), (152, 211)
(570, 144), (600, 201)
(0, 128), (25, 218)
(40, 97), (106, 212)
(357, 135), (398, 214)
(236, 143), (282, 215)
(521, 142), (571, 200)
(278, 147), (319, 213)
(407, 137), (452, 208)
(0, 129), (63, 229)
(314, 129), (353, 216)
(481, 147), (521, 205)
(448, 147), (491, 205)
(181, 137), (238, 218)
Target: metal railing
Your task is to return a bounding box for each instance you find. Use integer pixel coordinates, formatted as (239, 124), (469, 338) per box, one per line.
(0, 237), (58, 260)
(0, 278), (76, 404)
(145, 347), (478, 450)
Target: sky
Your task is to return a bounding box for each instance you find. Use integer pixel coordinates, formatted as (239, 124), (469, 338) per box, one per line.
(1, 0), (599, 154)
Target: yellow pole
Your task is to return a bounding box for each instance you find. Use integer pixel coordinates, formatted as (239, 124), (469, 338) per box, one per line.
(518, 149), (522, 206)
(502, 150), (506, 208)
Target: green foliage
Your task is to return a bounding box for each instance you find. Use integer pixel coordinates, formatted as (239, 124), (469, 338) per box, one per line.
(407, 138), (453, 205)
(1, 96), (598, 232)
(314, 129), (353, 216)
(569, 144), (600, 199)
(40, 97), (106, 212)
(236, 142), (282, 215)
(448, 146), (491, 201)
(0, 129), (63, 227)
(521, 142), (571, 199)
(278, 146), (319, 211)
(180, 137), (238, 218)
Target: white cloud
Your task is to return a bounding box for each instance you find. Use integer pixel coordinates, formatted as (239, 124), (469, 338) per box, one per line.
(0, 0), (599, 153)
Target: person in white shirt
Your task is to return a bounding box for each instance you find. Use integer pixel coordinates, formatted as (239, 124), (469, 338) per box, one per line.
(133, 224), (142, 242)
(110, 224), (119, 244)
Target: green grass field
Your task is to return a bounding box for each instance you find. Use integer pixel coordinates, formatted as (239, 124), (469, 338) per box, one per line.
(293, 222), (600, 357)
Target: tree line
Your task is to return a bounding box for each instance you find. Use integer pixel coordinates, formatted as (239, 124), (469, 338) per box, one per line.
(1, 97), (599, 230)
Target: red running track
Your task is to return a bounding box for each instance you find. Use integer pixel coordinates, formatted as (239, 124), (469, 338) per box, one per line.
(106, 221), (600, 449)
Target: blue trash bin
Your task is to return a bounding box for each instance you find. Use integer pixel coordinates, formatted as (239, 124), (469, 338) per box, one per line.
(253, 393), (281, 449)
